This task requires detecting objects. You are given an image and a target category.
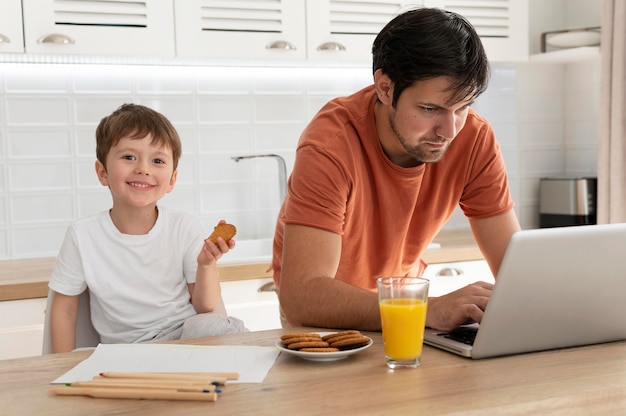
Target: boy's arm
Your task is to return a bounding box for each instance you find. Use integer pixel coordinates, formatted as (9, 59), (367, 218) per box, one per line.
(189, 236), (233, 313)
(50, 291), (79, 353)
(188, 263), (221, 313)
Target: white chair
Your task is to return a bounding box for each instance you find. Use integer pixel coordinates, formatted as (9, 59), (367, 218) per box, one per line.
(42, 288), (100, 355)
(42, 289), (230, 354)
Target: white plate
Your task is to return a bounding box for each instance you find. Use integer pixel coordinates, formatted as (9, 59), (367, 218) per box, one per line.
(275, 333), (373, 362)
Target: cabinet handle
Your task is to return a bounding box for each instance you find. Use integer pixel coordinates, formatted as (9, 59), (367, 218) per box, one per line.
(0, 34), (9, 43)
(265, 40), (297, 51)
(317, 42), (346, 51)
(37, 33), (75, 45)
(258, 282), (276, 292)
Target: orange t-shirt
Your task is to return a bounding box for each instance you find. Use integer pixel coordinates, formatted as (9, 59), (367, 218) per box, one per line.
(272, 85), (513, 291)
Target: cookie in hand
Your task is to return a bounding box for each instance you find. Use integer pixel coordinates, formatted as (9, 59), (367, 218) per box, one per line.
(206, 223), (237, 244)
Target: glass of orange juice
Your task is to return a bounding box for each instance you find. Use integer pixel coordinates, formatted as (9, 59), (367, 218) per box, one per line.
(376, 277), (429, 369)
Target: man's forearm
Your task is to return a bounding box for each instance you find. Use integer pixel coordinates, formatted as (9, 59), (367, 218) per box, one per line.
(279, 277), (381, 331)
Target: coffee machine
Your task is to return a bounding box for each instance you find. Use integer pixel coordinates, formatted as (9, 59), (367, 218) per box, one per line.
(538, 177), (597, 228)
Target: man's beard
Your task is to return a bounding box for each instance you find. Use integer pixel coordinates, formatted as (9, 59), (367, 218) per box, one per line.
(390, 115), (450, 164)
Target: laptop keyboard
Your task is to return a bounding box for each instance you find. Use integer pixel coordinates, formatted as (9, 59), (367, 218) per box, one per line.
(438, 327), (478, 346)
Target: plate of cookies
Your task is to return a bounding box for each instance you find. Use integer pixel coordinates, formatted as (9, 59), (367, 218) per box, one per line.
(276, 330), (373, 362)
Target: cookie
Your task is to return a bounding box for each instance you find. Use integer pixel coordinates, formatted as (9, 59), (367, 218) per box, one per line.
(280, 333), (321, 341)
(321, 330), (361, 342)
(282, 336), (324, 346)
(322, 334), (360, 345)
(329, 336), (371, 349)
(207, 223), (237, 244)
(287, 341), (329, 350)
(299, 347), (340, 352)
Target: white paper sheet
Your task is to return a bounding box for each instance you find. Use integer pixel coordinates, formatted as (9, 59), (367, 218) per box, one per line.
(52, 343), (280, 384)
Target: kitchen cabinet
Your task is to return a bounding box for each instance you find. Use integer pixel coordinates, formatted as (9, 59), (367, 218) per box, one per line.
(0, 298), (46, 360)
(175, 0), (415, 62)
(172, 0), (561, 63)
(220, 278), (281, 332)
(4, 0), (598, 64)
(424, 0), (531, 62)
(21, 0), (176, 57)
(431, 0), (601, 62)
(174, 0), (307, 60)
(423, 0), (570, 62)
(304, 0), (415, 62)
(0, 0), (24, 53)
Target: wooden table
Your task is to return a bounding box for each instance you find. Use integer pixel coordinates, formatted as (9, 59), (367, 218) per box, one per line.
(4, 328), (624, 415)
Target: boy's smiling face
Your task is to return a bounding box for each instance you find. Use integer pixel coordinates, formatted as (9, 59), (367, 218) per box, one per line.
(95, 133), (178, 209)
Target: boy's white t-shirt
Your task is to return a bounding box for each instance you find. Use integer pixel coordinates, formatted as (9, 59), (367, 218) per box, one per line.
(49, 205), (205, 344)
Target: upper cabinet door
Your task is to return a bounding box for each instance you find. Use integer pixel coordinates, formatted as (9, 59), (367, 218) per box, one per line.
(424, 0), (529, 62)
(175, 0), (307, 60)
(305, 0), (413, 63)
(0, 0), (25, 53)
(22, 0), (176, 57)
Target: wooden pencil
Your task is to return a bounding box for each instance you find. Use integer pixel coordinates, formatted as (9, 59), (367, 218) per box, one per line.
(49, 386), (218, 402)
(99, 371), (239, 380)
(65, 381), (218, 393)
(97, 372), (229, 385)
(89, 377), (217, 387)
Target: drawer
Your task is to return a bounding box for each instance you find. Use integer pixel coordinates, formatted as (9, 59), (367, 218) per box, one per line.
(0, 298), (47, 330)
(0, 298), (47, 360)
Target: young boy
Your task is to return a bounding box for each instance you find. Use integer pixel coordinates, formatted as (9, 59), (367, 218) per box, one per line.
(49, 103), (245, 353)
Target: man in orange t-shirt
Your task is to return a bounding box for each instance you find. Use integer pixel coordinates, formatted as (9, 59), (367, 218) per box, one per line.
(272, 8), (521, 332)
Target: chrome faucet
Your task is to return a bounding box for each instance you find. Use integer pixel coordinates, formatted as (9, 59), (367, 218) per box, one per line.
(231, 154), (287, 204)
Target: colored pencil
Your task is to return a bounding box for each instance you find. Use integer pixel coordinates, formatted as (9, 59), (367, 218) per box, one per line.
(49, 386), (218, 402)
(89, 377), (217, 387)
(98, 371), (233, 385)
(65, 381), (219, 393)
(100, 371), (238, 380)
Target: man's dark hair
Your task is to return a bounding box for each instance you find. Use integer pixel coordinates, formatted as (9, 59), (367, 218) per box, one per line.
(372, 7), (490, 107)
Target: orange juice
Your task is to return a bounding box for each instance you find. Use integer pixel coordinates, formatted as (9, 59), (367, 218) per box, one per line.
(379, 298), (428, 360)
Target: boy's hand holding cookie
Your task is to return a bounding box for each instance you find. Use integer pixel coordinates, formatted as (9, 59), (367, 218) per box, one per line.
(198, 221), (236, 265)
(207, 223), (237, 244)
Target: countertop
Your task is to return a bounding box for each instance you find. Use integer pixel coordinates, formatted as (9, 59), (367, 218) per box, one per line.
(0, 231), (481, 302)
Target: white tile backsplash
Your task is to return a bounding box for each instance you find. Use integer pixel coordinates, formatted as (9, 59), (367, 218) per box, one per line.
(565, 120), (599, 146)
(138, 97), (196, 123)
(73, 71), (132, 94)
(197, 96), (253, 123)
(254, 95), (307, 122)
(74, 97), (131, 124)
(13, 225), (67, 255)
(0, 198), (5, 224)
(77, 190), (111, 218)
(0, 230), (7, 254)
(565, 147), (599, 174)
(6, 97), (71, 125)
(520, 148), (567, 175)
(473, 94), (517, 120)
(9, 162), (73, 191)
(519, 121), (564, 147)
(4, 65), (70, 93)
(10, 194), (74, 223)
(8, 130), (72, 157)
(0, 60), (601, 259)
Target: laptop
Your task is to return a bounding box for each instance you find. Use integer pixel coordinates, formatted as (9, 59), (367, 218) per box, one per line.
(423, 223), (626, 359)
